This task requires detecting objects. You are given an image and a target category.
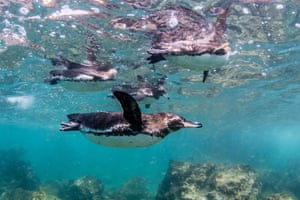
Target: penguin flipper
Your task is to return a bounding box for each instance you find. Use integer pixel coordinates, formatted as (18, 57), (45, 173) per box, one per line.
(215, 3), (231, 37)
(113, 91), (143, 130)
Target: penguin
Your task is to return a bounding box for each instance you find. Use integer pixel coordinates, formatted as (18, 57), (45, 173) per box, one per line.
(108, 75), (169, 108)
(44, 48), (117, 85)
(60, 91), (202, 147)
(146, 4), (232, 83)
(110, 5), (231, 83)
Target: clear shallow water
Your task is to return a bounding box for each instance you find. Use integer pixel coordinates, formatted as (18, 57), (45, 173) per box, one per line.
(0, 0), (300, 199)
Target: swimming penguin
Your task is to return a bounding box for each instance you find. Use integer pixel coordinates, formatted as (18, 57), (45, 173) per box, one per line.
(60, 91), (202, 147)
(108, 75), (169, 108)
(147, 4), (231, 83)
(44, 48), (117, 85)
(110, 5), (231, 83)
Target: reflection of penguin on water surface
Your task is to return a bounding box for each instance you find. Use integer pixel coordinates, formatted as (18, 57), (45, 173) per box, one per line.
(110, 4), (231, 83)
(60, 91), (202, 148)
(147, 5), (231, 83)
(108, 75), (169, 108)
(44, 48), (117, 85)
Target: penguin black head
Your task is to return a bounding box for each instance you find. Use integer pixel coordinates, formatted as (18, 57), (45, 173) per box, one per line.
(49, 69), (64, 77)
(166, 113), (203, 131)
(44, 69), (65, 85)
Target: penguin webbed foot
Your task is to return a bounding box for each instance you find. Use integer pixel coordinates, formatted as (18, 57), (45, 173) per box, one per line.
(60, 121), (80, 131)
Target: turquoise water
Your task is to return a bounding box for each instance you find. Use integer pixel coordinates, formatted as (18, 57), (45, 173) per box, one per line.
(1, 0), (300, 199)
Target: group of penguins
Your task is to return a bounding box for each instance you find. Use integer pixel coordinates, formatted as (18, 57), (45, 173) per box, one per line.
(42, 3), (232, 147)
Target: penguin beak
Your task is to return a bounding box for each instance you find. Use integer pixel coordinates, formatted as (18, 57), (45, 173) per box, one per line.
(183, 120), (203, 128)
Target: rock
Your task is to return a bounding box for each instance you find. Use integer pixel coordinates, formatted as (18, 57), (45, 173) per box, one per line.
(73, 176), (104, 198)
(0, 188), (33, 200)
(156, 160), (261, 200)
(0, 188), (60, 200)
(257, 168), (300, 199)
(263, 192), (298, 200)
(59, 176), (104, 200)
(0, 148), (40, 191)
(109, 177), (153, 200)
(212, 164), (260, 199)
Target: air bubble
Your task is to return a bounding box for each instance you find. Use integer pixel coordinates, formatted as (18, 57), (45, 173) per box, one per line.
(275, 4), (284, 10)
(242, 8), (250, 14)
(49, 32), (56, 37)
(261, 71), (267, 77)
(19, 7), (30, 15)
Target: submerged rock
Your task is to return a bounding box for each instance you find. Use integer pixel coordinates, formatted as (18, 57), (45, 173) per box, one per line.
(212, 164), (260, 199)
(0, 188), (60, 200)
(0, 148), (40, 191)
(0, 188), (33, 200)
(43, 176), (154, 200)
(58, 176), (104, 200)
(108, 177), (154, 200)
(73, 176), (104, 198)
(156, 160), (260, 200)
(258, 168), (300, 199)
(39, 176), (105, 200)
(263, 192), (298, 200)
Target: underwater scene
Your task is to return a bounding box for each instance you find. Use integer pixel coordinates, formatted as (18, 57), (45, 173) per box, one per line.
(0, 0), (300, 199)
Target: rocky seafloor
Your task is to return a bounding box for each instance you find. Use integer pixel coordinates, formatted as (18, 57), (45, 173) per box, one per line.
(0, 148), (299, 200)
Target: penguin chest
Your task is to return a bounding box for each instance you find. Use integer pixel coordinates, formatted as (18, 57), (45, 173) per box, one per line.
(73, 74), (94, 81)
(83, 133), (162, 148)
(78, 121), (163, 147)
(164, 53), (229, 71)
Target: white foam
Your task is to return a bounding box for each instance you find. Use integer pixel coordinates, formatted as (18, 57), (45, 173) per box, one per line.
(193, 5), (204, 11)
(275, 4), (284, 10)
(242, 7), (250, 14)
(7, 95), (34, 109)
(19, 7), (30, 15)
(46, 5), (97, 20)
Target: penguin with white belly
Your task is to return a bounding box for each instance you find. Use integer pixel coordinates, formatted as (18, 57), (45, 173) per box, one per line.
(44, 48), (117, 85)
(60, 91), (202, 147)
(108, 75), (169, 108)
